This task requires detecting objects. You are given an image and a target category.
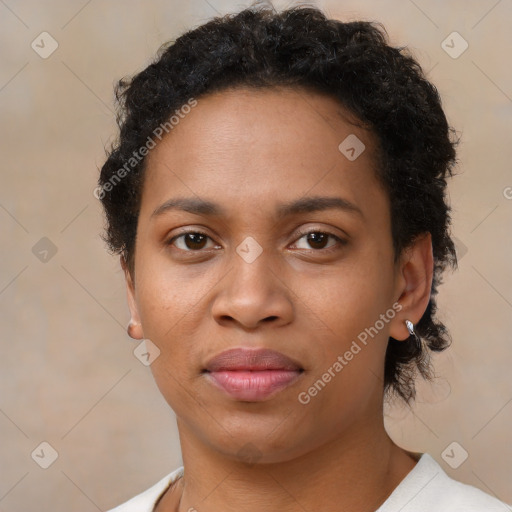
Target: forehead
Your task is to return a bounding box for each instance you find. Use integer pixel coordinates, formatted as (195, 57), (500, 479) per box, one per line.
(141, 86), (386, 220)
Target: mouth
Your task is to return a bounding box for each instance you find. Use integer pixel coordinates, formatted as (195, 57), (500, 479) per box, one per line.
(203, 348), (304, 401)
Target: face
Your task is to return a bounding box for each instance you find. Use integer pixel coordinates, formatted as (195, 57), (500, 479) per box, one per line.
(124, 87), (418, 463)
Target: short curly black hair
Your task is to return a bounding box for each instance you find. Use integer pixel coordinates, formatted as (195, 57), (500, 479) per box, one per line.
(98, 3), (459, 404)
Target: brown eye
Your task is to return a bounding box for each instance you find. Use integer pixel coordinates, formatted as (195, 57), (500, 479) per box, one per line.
(169, 232), (217, 251)
(292, 230), (345, 252)
(304, 232), (329, 250)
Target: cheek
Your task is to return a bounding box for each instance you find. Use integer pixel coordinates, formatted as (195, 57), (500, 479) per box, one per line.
(293, 276), (391, 433)
(295, 252), (395, 389)
(135, 257), (214, 338)
(133, 270), (204, 396)
(142, 304), (207, 419)
(302, 259), (393, 338)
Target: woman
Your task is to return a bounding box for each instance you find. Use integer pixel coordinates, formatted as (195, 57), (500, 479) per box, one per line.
(98, 4), (510, 511)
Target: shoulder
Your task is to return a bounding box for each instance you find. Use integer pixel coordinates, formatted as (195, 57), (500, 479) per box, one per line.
(379, 453), (511, 512)
(429, 471), (511, 511)
(106, 466), (184, 512)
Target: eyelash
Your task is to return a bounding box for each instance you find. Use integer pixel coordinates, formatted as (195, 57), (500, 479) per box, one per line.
(167, 229), (346, 254)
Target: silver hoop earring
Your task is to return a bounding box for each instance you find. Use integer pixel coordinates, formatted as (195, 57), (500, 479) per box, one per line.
(405, 320), (422, 351)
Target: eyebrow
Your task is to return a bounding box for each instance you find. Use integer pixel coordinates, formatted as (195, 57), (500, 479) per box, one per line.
(151, 196), (364, 220)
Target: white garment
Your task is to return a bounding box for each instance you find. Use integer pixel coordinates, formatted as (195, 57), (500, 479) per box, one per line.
(107, 453), (511, 511)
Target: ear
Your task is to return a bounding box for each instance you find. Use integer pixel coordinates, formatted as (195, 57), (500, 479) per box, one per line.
(121, 255), (144, 340)
(389, 233), (434, 341)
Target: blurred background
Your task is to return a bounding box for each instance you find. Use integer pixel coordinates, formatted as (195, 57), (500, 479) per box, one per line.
(1, 0), (511, 510)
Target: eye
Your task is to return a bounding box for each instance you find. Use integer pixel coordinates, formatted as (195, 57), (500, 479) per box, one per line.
(168, 231), (220, 252)
(291, 230), (346, 252)
(167, 229), (346, 254)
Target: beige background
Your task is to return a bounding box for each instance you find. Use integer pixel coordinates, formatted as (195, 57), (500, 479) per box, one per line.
(1, 0), (511, 510)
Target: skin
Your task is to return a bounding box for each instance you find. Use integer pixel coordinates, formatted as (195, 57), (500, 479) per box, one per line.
(122, 86), (434, 512)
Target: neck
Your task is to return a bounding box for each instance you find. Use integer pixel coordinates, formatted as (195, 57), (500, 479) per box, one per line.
(158, 411), (418, 512)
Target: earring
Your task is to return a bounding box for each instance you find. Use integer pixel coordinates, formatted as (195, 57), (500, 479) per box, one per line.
(127, 321), (140, 339)
(405, 320), (422, 351)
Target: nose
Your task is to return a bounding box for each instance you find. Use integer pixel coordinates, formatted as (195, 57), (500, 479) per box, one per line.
(211, 251), (294, 331)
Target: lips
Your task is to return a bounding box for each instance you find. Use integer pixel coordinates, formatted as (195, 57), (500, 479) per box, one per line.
(204, 348), (304, 401)
(205, 347), (302, 372)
